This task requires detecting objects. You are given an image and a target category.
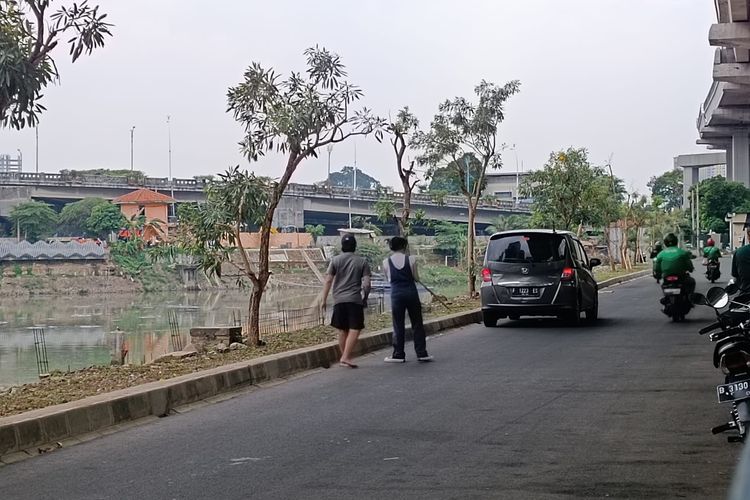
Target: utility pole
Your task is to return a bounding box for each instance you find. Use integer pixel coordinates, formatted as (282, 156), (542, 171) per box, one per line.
(130, 126), (135, 171)
(167, 115), (174, 217)
(35, 126), (39, 174)
(326, 144), (333, 190)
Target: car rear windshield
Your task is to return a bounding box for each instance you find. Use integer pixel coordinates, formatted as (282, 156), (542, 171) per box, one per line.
(487, 234), (567, 263)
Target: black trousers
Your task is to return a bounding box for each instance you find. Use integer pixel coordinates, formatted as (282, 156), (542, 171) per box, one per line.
(391, 292), (427, 358)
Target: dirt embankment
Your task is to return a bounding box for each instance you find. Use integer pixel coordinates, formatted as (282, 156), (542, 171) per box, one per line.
(0, 262), (143, 297)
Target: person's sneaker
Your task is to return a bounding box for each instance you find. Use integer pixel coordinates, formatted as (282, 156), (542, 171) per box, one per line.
(417, 354), (434, 362)
(384, 356), (406, 363)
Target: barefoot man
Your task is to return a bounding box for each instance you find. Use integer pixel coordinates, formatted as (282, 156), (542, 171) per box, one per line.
(320, 234), (371, 368)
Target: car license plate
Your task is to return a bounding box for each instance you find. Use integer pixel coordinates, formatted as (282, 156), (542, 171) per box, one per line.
(717, 381), (750, 403)
(663, 288), (681, 295)
(512, 287), (540, 297)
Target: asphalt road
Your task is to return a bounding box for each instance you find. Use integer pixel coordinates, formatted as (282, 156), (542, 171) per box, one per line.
(0, 261), (742, 499)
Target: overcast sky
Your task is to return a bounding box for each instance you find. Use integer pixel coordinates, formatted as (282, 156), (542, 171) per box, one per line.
(0, 0), (716, 194)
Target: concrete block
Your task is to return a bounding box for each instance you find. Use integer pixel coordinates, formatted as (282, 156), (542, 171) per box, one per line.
(250, 362), (269, 383)
(66, 408), (92, 436)
(111, 398), (132, 424)
(87, 403), (114, 431)
(193, 377), (217, 399)
(226, 367), (250, 387)
(126, 394), (150, 420)
(183, 381), (200, 403)
(148, 388), (169, 417)
(40, 414), (70, 442)
(0, 425), (18, 455)
(16, 420), (44, 449)
(212, 373), (229, 393)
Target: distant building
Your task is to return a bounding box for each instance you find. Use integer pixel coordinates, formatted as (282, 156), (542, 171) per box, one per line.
(485, 171), (530, 202)
(699, 163), (727, 181)
(112, 188), (175, 240)
(0, 153), (22, 173)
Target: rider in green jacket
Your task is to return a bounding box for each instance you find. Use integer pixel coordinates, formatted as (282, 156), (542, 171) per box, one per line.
(654, 233), (695, 294)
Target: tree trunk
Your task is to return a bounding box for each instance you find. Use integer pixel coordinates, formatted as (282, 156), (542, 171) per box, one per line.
(399, 186), (411, 236)
(467, 203), (477, 297)
(247, 282), (263, 345)
(246, 153), (301, 345)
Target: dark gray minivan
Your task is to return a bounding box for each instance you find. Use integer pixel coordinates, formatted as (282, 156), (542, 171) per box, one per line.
(480, 229), (601, 327)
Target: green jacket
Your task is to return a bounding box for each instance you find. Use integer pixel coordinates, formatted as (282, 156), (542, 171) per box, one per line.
(703, 246), (721, 261)
(654, 246), (694, 279)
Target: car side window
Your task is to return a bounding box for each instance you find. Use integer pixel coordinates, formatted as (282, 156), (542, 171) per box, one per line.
(567, 237), (582, 265)
(576, 241), (590, 267)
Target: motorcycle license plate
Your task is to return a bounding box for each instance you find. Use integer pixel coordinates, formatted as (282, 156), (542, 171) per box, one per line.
(717, 381), (750, 403)
(663, 288), (681, 295)
(512, 287), (540, 297)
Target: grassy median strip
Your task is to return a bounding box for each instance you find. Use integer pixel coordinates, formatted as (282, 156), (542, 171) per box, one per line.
(0, 296), (479, 417)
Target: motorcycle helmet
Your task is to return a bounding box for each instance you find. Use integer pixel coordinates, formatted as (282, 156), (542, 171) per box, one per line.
(664, 233), (678, 247)
(706, 238), (715, 247)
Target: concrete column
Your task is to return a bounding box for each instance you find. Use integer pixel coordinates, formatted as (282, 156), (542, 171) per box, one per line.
(726, 143), (734, 181)
(682, 166), (700, 209)
(732, 130), (750, 187)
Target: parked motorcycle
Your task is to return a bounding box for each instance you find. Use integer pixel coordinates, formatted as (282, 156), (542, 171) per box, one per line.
(692, 285), (750, 442)
(706, 260), (721, 283)
(661, 275), (693, 322)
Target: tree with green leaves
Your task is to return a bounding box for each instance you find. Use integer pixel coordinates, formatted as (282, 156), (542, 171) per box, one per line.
(222, 46), (383, 342)
(326, 166), (381, 190)
(85, 202), (125, 238)
(1, 0), (113, 129)
(386, 107), (421, 235)
(647, 169), (683, 212)
(59, 197), (108, 235)
(9, 200), (57, 241)
(484, 214), (531, 235)
(304, 224), (325, 245)
(695, 176), (750, 233)
(372, 197), (396, 227)
(176, 167), (271, 345)
(426, 154), (487, 195)
(416, 80), (520, 296)
(522, 148), (614, 231)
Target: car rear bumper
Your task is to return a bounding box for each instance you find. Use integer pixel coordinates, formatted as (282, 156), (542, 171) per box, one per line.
(481, 303), (575, 318)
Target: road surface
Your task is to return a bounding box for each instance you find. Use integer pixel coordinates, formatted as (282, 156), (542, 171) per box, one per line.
(0, 261), (741, 499)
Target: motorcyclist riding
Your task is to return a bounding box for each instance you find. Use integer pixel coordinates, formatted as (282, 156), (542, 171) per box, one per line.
(654, 233), (695, 295)
(732, 222), (750, 293)
(703, 238), (721, 263)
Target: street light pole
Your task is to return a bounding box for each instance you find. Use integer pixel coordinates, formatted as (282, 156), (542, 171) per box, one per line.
(326, 144), (333, 190)
(35, 126), (39, 174)
(130, 126), (135, 171)
(167, 115), (174, 218)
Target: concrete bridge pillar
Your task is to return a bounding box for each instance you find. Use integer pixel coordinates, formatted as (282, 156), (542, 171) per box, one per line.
(682, 166), (700, 209)
(732, 130), (750, 187)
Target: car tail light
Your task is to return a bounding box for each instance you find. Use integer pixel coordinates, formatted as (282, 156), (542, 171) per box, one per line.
(665, 275), (680, 282)
(481, 268), (492, 282)
(560, 267), (575, 281)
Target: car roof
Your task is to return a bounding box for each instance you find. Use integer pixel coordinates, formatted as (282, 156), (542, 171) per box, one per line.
(488, 229), (576, 239)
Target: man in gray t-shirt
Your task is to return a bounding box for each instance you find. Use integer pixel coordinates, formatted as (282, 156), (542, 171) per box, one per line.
(321, 235), (371, 368)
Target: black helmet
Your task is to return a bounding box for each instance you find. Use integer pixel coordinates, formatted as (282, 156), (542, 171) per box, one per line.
(663, 233), (678, 247)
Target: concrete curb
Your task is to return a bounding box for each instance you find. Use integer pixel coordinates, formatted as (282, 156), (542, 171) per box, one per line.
(0, 308), (481, 462)
(597, 269), (651, 289)
(0, 270), (647, 462)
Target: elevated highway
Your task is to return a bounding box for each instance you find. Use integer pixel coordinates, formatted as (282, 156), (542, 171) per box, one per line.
(0, 172), (531, 231)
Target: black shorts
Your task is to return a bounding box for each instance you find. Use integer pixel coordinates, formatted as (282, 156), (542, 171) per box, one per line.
(331, 302), (365, 331)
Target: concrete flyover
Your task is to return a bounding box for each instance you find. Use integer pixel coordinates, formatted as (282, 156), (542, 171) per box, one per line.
(674, 152), (727, 208)
(697, 0), (750, 187)
(0, 172), (531, 228)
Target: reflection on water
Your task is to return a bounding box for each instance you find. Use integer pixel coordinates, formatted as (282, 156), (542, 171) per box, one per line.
(0, 288), (321, 388)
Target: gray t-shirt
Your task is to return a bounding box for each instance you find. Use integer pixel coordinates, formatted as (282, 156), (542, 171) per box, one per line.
(327, 252), (371, 305)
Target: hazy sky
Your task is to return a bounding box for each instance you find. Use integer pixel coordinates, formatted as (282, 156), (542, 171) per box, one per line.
(1, 0), (716, 194)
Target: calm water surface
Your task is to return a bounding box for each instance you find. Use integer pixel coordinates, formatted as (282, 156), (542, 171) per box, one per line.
(0, 287), (322, 388)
